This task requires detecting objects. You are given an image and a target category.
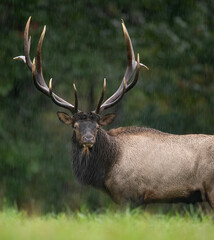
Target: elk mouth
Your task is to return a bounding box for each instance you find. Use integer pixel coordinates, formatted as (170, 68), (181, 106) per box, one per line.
(82, 143), (94, 149)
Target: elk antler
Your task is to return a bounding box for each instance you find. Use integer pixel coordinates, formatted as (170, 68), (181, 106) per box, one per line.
(95, 19), (148, 114)
(13, 17), (79, 114)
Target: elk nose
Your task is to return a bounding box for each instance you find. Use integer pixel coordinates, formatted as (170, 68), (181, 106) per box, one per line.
(82, 135), (95, 144)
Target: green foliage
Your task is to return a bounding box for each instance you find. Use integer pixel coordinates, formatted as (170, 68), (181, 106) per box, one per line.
(0, 0), (214, 212)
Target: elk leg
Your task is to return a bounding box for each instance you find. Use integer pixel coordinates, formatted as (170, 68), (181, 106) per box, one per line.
(207, 187), (214, 210)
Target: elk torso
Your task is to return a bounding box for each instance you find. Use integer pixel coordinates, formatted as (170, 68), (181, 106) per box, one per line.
(72, 126), (214, 205)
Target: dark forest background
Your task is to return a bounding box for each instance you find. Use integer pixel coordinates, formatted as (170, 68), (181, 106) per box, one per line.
(0, 0), (213, 213)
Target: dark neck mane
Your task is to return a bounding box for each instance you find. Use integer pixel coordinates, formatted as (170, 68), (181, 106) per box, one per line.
(72, 128), (119, 189)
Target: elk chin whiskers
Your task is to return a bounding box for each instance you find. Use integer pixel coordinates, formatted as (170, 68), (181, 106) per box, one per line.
(81, 145), (90, 156)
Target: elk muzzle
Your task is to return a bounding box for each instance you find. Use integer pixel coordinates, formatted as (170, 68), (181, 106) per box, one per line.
(81, 134), (95, 148)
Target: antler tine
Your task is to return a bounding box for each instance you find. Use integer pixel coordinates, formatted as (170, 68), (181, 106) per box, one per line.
(73, 83), (78, 113)
(98, 20), (148, 113)
(95, 78), (106, 114)
(36, 25), (46, 76)
(49, 78), (62, 106)
(122, 19), (135, 67)
(13, 16), (33, 69)
(32, 25), (49, 93)
(48, 79), (79, 114)
(100, 78), (126, 111)
(24, 16), (33, 70)
(121, 19), (149, 72)
(125, 53), (140, 92)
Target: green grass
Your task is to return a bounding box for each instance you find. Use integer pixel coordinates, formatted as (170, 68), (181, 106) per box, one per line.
(0, 208), (213, 240)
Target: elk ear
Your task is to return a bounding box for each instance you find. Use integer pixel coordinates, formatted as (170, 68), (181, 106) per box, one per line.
(57, 111), (74, 125)
(99, 113), (116, 126)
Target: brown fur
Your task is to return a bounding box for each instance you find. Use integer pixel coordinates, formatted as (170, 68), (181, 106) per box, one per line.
(104, 128), (214, 208)
(108, 126), (166, 136)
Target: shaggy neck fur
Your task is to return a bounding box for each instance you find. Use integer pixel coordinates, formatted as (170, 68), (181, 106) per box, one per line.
(72, 128), (120, 189)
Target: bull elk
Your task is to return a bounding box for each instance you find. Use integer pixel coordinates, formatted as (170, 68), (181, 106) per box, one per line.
(14, 17), (214, 210)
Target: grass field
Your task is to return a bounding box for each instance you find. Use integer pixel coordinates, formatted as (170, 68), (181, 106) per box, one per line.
(0, 208), (213, 240)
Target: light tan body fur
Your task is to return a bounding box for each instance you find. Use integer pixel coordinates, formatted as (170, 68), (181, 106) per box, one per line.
(105, 127), (214, 207)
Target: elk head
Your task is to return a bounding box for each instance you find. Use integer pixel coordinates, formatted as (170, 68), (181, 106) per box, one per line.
(14, 17), (148, 151)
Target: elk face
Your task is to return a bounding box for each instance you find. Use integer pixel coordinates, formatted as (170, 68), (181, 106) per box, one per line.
(57, 111), (116, 148)
(73, 117), (98, 148)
